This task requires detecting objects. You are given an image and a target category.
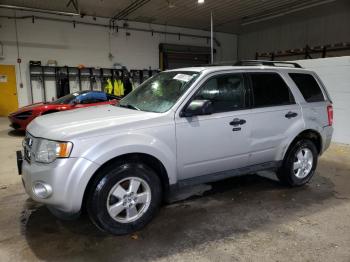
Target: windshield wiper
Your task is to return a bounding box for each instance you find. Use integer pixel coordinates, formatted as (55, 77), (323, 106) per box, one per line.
(119, 104), (140, 111)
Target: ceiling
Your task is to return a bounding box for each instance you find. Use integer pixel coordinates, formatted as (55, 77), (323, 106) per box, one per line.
(0, 0), (347, 33)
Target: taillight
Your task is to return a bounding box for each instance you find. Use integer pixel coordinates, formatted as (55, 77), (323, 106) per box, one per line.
(327, 105), (333, 126)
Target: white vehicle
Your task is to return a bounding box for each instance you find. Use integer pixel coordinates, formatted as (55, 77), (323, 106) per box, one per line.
(18, 61), (333, 235)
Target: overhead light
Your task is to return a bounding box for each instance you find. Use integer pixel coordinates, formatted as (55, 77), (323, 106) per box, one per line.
(242, 0), (336, 26)
(198, 0), (205, 4)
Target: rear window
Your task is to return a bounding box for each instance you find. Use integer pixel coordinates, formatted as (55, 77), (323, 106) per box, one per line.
(289, 73), (325, 102)
(78, 92), (107, 104)
(249, 73), (294, 108)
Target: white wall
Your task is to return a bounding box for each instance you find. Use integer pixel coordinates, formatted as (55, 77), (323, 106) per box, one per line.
(238, 10), (350, 59)
(295, 56), (350, 144)
(0, 11), (237, 106)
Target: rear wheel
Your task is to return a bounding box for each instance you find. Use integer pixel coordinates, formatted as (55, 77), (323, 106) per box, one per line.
(277, 139), (318, 186)
(87, 162), (162, 235)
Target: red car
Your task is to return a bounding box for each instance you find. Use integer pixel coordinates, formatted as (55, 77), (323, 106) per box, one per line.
(8, 91), (119, 130)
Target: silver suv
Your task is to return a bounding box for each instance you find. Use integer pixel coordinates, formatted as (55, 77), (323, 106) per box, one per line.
(17, 61), (334, 235)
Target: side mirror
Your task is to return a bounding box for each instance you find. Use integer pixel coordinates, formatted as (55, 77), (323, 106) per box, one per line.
(180, 99), (213, 117)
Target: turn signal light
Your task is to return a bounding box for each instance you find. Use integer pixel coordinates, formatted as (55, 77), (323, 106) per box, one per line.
(56, 142), (73, 158)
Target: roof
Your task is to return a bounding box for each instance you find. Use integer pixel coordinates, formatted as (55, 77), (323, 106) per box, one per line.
(1, 0), (344, 34)
(167, 65), (310, 74)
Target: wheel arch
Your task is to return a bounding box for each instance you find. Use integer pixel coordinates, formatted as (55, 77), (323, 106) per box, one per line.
(283, 129), (322, 160)
(82, 152), (170, 210)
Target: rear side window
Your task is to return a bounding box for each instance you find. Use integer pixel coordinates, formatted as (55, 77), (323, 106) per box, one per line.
(248, 73), (294, 108)
(289, 73), (325, 102)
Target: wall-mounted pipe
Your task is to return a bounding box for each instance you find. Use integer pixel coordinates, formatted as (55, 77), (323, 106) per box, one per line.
(111, 0), (151, 22)
(0, 4), (80, 17)
(0, 14), (221, 46)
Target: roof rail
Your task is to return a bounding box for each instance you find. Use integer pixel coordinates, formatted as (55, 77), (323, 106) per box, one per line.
(196, 62), (232, 67)
(234, 60), (302, 68)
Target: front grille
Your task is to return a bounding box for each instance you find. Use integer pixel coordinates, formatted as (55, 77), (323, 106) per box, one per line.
(23, 133), (34, 163)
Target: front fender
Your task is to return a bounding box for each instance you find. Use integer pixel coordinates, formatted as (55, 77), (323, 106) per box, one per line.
(73, 131), (177, 184)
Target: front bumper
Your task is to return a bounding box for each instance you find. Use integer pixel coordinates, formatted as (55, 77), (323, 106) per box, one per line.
(21, 156), (100, 214)
(8, 115), (33, 130)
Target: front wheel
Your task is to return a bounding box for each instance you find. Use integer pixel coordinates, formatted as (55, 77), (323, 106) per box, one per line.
(277, 139), (318, 186)
(87, 162), (162, 235)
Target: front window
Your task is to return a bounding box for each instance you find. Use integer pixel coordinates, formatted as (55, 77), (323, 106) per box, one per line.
(118, 71), (200, 113)
(193, 73), (248, 113)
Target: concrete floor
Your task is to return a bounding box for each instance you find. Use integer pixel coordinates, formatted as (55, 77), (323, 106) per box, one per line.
(0, 117), (350, 262)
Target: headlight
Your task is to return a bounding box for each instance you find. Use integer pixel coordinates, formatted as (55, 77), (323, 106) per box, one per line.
(35, 139), (73, 163)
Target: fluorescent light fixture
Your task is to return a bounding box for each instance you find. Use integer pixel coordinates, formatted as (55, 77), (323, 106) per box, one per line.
(198, 0), (205, 4)
(242, 0), (336, 26)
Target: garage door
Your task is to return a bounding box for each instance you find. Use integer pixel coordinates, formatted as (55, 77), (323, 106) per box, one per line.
(159, 44), (213, 70)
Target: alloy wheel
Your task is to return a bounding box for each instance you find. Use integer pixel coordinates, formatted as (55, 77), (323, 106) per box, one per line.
(293, 148), (313, 179)
(106, 177), (151, 223)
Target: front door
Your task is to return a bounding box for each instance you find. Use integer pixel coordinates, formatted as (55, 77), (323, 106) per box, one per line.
(175, 73), (251, 180)
(0, 65), (18, 116)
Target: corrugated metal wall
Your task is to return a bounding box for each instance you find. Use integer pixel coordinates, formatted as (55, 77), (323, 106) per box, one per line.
(238, 10), (350, 59)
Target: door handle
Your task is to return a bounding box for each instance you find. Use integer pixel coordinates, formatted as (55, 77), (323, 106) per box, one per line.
(285, 111), (298, 119)
(229, 118), (246, 126)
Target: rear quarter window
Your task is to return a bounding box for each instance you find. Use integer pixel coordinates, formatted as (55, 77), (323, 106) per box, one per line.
(289, 73), (325, 102)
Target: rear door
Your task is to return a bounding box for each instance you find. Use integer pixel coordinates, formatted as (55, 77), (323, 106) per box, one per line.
(246, 71), (303, 165)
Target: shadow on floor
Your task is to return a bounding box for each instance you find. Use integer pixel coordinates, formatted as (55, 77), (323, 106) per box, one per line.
(21, 173), (337, 261)
(8, 130), (25, 137)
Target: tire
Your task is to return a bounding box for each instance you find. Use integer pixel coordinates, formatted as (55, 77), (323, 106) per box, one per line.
(87, 162), (162, 235)
(277, 139), (318, 187)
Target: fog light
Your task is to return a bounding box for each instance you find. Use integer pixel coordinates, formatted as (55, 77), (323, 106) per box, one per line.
(32, 182), (52, 199)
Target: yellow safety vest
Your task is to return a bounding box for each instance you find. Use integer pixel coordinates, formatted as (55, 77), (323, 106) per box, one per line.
(113, 79), (125, 97)
(105, 79), (113, 94)
(119, 80), (125, 96)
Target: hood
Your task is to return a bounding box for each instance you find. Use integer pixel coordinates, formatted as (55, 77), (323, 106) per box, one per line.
(27, 105), (161, 140)
(10, 102), (46, 115)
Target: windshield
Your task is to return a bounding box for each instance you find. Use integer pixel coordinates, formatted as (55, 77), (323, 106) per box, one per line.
(118, 71), (200, 113)
(53, 91), (86, 104)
